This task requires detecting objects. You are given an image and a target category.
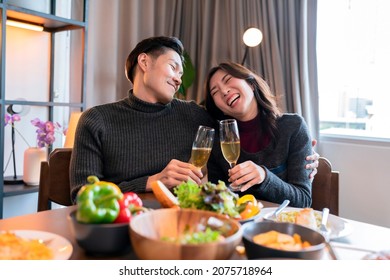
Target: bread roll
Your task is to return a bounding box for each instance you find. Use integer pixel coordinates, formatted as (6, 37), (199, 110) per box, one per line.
(295, 208), (317, 230)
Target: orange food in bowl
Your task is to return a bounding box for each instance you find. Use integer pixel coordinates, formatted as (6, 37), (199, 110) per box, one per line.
(151, 180), (179, 208)
(253, 230), (311, 251)
(243, 221), (325, 259)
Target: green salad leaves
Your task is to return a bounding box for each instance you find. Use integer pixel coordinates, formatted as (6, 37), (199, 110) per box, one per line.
(174, 180), (241, 218)
(162, 226), (222, 244)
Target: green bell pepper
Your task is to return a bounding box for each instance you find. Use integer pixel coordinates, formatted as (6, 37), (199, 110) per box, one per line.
(76, 175), (123, 224)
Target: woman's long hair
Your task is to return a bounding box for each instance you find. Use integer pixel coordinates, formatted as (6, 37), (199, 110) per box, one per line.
(204, 62), (280, 140)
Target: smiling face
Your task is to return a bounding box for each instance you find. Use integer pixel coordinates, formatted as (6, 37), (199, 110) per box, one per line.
(209, 69), (258, 121)
(134, 49), (183, 104)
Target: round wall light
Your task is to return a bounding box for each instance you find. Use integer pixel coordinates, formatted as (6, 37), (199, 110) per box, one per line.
(243, 27), (263, 47)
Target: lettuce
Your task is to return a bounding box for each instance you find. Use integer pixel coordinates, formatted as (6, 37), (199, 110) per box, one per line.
(174, 180), (205, 209)
(174, 180), (240, 218)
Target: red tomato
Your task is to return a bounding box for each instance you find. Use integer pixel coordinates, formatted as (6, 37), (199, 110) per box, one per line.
(114, 207), (132, 223)
(114, 192), (143, 223)
(121, 192), (143, 208)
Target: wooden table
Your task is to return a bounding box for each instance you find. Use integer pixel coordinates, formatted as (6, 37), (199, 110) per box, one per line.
(0, 193), (389, 260)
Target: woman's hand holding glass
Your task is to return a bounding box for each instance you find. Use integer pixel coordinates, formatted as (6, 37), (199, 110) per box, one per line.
(219, 119), (241, 191)
(228, 160), (266, 192)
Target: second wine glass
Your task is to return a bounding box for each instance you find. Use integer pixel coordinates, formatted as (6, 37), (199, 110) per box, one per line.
(219, 119), (241, 191)
(190, 125), (215, 169)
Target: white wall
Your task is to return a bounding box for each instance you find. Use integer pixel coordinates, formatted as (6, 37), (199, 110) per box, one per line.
(319, 135), (390, 228)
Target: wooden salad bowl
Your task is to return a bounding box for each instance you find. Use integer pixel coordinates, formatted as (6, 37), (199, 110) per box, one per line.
(129, 208), (243, 260)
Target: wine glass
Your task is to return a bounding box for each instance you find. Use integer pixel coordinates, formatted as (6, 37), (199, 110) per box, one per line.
(190, 126), (215, 169)
(219, 119), (241, 191)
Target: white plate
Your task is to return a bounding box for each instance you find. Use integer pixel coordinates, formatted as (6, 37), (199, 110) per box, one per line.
(259, 207), (353, 240)
(1, 230), (73, 260)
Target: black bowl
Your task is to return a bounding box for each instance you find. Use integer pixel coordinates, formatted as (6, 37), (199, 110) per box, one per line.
(242, 221), (326, 260)
(67, 210), (131, 255)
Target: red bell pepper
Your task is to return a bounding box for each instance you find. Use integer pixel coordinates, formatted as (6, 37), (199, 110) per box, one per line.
(114, 192), (144, 223)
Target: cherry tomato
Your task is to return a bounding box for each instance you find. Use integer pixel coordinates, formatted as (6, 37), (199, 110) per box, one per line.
(114, 192), (143, 223)
(114, 207), (132, 223)
(121, 192), (143, 208)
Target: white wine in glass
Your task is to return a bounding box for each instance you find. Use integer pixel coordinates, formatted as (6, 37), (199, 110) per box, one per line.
(190, 126), (215, 168)
(219, 119), (241, 191)
(220, 141), (240, 166)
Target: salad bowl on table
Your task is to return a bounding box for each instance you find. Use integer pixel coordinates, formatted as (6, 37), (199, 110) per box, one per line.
(129, 208), (243, 260)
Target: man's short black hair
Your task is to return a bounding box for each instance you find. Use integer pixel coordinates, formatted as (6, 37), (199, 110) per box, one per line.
(125, 36), (184, 83)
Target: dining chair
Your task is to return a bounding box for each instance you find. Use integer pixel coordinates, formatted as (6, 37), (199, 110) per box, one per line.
(311, 157), (339, 216)
(37, 148), (73, 211)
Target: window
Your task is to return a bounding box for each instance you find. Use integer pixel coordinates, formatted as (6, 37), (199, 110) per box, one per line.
(3, 1), (79, 179)
(317, 0), (390, 140)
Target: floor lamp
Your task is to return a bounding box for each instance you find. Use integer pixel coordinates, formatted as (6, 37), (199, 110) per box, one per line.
(4, 104), (26, 184)
(241, 27), (263, 65)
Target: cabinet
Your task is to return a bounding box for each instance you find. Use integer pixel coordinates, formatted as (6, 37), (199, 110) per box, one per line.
(0, 0), (88, 218)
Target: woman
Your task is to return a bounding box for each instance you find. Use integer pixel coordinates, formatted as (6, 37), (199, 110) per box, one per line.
(205, 62), (312, 207)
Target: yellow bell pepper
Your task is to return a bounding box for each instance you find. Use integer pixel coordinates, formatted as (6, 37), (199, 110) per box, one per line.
(237, 194), (258, 207)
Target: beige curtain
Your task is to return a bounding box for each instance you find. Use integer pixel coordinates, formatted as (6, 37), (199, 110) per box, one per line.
(86, 0), (318, 139)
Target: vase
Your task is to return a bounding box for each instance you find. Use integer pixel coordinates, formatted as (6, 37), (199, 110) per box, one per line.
(23, 147), (47, 185)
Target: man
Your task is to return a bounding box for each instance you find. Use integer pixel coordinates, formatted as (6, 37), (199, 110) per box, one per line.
(70, 36), (216, 202)
(70, 36), (318, 203)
